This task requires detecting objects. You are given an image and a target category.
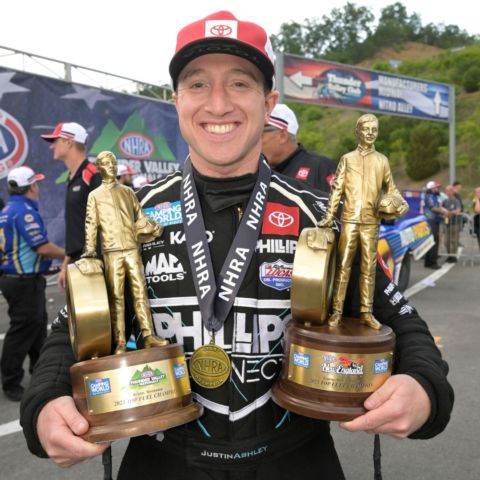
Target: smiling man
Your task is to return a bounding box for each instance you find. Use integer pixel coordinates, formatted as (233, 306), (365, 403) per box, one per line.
(21, 11), (453, 480)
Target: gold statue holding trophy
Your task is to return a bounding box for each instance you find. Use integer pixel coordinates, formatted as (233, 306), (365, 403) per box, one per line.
(81, 151), (167, 352)
(66, 151), (202, 443)
(319, 113), (408, 329)
(273, 114), (408, 421)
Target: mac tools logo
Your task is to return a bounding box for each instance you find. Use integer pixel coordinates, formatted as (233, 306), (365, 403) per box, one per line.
(0, 110), (28, 178)
(144, 253), (186, 284)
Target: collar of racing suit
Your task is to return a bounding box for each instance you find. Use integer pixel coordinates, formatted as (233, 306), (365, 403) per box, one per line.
(192, 167), (258, 212)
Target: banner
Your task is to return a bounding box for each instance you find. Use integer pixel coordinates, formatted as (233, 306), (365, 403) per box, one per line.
(283, 54), (450, 122)
(0, 67), (187, 247)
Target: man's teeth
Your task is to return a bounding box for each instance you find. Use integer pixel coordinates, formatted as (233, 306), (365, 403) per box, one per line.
(206, 124), (235, 134)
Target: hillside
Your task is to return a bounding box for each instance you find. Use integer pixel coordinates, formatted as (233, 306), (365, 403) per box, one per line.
(291, 41), (480, 200)
(357, 42), (443, 69)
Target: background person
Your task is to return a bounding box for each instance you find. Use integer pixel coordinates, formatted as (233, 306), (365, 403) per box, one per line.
(116, 163), (137, 188)
(473, 186), (480, 249)
(40, 122), (101, 289)
(21, 11), (453, 479)
(0, 167), (65, 402)
(132, 175), (149, 190)
(442, 184), (462, 262)
(262, 103), (336, 192)
(452, 180), (464, 212)
(423, 180), (448, 269)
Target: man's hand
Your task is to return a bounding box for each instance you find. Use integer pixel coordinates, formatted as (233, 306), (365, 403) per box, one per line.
(57, 265), (67, 290)
(339, 374), (431, 439)
(37, 396), (109, 468)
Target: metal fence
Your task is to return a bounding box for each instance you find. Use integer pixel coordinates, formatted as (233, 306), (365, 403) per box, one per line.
(438, 213), (480, 266)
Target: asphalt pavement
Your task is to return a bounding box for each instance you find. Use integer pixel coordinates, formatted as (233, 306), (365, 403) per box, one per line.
(1, 249), (479, 479)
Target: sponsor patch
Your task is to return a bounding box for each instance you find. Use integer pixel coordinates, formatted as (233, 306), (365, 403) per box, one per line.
(25, 222), (40, 231)
(144, 201), (182, 226)
(326, 173), (336, 186)
(321, 356), (365, 375)
(255, 238), (297, 254)
(144, 252), (186, 283)
(293, 351), (310, 368)
(173, 363), (186, 379)
(24, 214), (34, 222)
(129, 365), (168, 388)
(170, 229), (214, 245)
(295, 167), (310, 180)
(259, 259), (292, 290)
(261, 203), (299, 236)
(374, 358), (389, 374)
(88, 378), (111, 396)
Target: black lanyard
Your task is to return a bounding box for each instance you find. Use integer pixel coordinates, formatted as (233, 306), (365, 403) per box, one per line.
(181, 156), (271, 333)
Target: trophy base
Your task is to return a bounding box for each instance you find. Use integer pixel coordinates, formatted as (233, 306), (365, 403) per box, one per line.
(71, 344), (203, 443)
(83, 402), (202, 443)
(272, 317), (395, 422)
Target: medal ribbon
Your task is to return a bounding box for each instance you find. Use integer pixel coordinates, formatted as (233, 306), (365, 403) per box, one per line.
(181, 156), (271, 333)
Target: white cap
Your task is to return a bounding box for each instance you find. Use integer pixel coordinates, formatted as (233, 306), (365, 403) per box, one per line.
(41, 122), (88, 144)
(267, 104), (299, 135)
(426, 180), (441, 190)
(133, 175), (149, 189)
(7, 166), (45, 187)
(117, 164), (137, 176)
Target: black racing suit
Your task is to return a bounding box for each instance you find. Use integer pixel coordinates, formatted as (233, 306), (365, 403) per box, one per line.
(20, 168), (453, 479)
(65, 159), (102, 262)
(273, 144), (337, 192)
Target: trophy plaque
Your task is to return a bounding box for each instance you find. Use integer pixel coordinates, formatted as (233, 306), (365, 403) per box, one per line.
(67, 261), (203, 443)
(272, 228), (395, 422)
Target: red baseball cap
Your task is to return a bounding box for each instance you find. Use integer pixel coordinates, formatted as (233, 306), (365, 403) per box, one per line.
(41, 122), (88, 144)
(117, 164), (137, 176)
(169, 11), (275, 90)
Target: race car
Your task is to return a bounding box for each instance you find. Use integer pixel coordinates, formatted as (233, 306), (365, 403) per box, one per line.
(377, 190), (434, 291)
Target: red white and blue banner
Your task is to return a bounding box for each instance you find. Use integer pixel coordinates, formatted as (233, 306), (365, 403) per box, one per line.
(0, 67), (187, 247)
(282, 54), (450, 122)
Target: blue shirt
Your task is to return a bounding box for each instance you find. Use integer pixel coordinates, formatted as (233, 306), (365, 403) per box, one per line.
(0, 195), (51, 274)
(424, 191), (443, 224)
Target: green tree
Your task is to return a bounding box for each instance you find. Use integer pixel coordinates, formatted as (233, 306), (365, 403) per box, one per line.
(406, 122), (446, 180)
(462, 66), (480, 93)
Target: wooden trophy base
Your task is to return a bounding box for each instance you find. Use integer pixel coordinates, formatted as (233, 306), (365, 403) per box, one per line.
(272, 317), (395, 422)
(71, 344), (203, 443)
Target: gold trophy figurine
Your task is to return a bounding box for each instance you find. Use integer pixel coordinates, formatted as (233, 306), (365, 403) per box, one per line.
(80, 151), (167, 352)
(318, 114), (408, 329)
(66, 151), (203, 443)
(272, 115), (407, 421)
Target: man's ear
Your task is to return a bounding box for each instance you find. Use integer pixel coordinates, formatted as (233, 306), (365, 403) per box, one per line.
(265, 90), (279, 120)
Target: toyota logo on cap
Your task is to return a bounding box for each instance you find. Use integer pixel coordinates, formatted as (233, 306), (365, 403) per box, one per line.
(269, 211), (294, 228)
(210, 24), (233, 36)
(205, 20), (238, 39)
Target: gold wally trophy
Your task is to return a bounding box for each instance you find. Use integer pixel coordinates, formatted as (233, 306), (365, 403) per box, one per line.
(272, 115), (408, 421)
(66, 152), (202, 442)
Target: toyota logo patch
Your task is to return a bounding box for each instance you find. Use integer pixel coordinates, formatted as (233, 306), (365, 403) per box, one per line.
(269, 211), (294, 228)
(262, 202), (300, 236)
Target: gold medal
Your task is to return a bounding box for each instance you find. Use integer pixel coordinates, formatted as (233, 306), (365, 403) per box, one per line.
(189, 336), (231, 389)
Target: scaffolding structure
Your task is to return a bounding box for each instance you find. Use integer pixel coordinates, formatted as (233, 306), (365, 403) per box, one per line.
(0, 45), (172, 101)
